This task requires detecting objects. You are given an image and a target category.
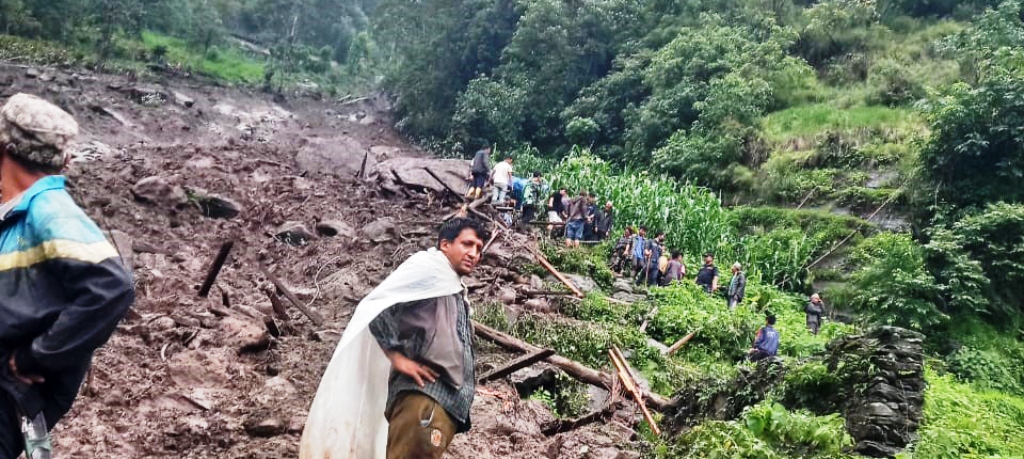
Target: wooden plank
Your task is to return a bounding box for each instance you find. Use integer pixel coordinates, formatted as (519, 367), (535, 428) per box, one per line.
(528, 248), (583, 298)
(473, 321), (672, 412)
(260, 266), (325, 326)
(199, 241), (234, 298)
(477, 349), (556, 383)
(610, 345), (660, 435)
(665, 331), (696, 355)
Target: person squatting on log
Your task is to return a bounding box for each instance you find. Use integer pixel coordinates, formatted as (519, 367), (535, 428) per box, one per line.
(300, 218), (489, 459)
(0, 93), (134, 458)
(747, 314), (780, 362)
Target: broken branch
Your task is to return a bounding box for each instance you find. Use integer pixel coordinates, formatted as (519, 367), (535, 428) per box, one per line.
(260, 266), (325, 326)
(610, 345), (660, 435)
(423, 167), (466, 203)
(473, 321), (671, 412)
(198, 241), (234, 298)
(528, 248), (583, 298)
(477, 348), (556, 383)
(666, 331), (696, 355)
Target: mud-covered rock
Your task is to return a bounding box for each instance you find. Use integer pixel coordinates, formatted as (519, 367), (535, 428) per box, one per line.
(195, 194), (242, 219)
(219, 316), (271, 353)
(244, 417), (285, 438)
(131, 176), (188, 208)
(315, 219), (356, 238)
(296, 136), (372, 178)
(361, 217), (398, 243)
(375, 157), (468, 194)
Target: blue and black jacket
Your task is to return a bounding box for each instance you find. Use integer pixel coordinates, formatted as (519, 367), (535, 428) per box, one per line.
(0, 175), (134, 428)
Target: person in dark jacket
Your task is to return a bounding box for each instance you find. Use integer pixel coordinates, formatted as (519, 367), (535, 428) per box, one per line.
(467, 146), (491, 199)
(695, 252), (720, 294)
(594, 201), (615, 241)
(611, 227), (633, 273)
(660, 252), (684, 286)
(727, 262), (747, 310)
(805, 293), (825, 335)
(0, 93), (134, 457)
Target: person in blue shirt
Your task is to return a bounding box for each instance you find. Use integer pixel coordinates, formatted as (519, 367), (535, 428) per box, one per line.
(747, 314), (780, 362)
(630, 226), (647, 282)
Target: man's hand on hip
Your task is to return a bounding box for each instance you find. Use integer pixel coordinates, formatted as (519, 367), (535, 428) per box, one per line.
(9, 353), (44, 385)
(386, 351), (438, 387)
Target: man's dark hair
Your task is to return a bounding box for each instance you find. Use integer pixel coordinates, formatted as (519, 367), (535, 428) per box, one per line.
(639, 225), (647, 232)
(766, 314), (776, 325)
(704, 251), (714, 258)
(671, 251), (681, 259)
(656, 231), (666, 238)
(437, 218), (489, 248)
(532, 171), (542, 178)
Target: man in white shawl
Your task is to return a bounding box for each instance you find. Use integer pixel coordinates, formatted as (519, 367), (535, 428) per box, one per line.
(300, 217), (489, 459)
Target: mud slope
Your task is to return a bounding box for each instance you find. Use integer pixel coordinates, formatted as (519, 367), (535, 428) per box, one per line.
(0, 63), (642, 459)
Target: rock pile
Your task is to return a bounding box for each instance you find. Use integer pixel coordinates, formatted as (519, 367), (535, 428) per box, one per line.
(826, 326), (925, 458)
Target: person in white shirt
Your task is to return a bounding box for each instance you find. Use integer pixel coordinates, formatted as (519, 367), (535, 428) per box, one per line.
(490, 156), (514, 204)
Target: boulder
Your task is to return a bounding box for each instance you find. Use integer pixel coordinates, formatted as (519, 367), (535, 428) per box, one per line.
(25, 68), (40, 79)
(361, 217), (398, 243)
(125, 85), (167, 105)
(498, 287), (517, 305)
(524, 298), (552, 313)
(509, 365), (557, 395)
(612, 291), (646, 304)
(219, 316), (271, 353)
(374, 157), (469, 194)
(315, 220), (356, 238)
(295, 136), (373, 178)
(131, 176), (188, 208)
(70, 140), (116, 163)
(612, 278), (634, 294)
(547, 273), (598, 294)
(275, 222), (317, 246)
(173, 91), (195, 108)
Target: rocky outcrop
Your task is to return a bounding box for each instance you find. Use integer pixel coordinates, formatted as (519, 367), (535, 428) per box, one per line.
(662, 360), (786, 435)
(827, 326), (925, 458)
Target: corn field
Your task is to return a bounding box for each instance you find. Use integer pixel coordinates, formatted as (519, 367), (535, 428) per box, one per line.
(541, 147), (816, 290)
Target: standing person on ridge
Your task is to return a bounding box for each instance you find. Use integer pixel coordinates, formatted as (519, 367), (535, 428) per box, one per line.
(300, 218), (488, 459)
(643, 231), (666, 286)
(489, 156), (513, 204)
(630, 226), (647, 281)
(727, 262), (747, 310)
(0, 94), (135, 458)
(805, 293), (825, 335)
(467, 146), (491, 199)
(519, 172), (546, 232)
(582, 193), (598, 241)
(564, 190), (589, 248)
(611, 226), (633, 274)
(594, 201), (615, 241)
(695, 252), (720, 294)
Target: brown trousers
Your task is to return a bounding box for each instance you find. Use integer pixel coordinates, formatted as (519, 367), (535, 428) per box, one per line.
(385, 392), (457, 459)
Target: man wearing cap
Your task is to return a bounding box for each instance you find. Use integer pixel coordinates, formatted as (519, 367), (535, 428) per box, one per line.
(695, 252), (720, 294)
(0, 93), (134, 456)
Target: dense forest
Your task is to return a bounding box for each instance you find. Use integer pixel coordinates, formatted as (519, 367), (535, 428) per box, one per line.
(3, 0), (1024, 457)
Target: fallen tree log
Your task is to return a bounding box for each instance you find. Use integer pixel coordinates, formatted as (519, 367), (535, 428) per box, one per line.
(527, 248), (583, 297)
(610, 345), (660, 435)
(477, 348), (556, 383)
(473, 321), (671, 412)
(260, 266), (325, 326)
(666, 331), (696, 355)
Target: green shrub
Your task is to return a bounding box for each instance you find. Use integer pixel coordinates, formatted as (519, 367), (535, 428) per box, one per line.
(542, 243), (615, 291)
(843, 233), (944, 330)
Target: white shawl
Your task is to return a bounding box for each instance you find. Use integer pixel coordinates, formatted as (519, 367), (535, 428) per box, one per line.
(299, 248), (464, 459)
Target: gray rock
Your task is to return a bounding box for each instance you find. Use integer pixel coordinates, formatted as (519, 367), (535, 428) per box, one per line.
(612, 291), (646, 303)
(25, 68), (40, 78)
(173, 91), (195, 108)
(315, 220), (356, 238)
(613, 278), (634, 294)
(361, 218), (398, 243)
(275, 222), (317, 246)
(295, 136), (373, 178)
(131, 176), (188, 208)
(524, 298), (552, 313)
(498, 287), (517, 305)
(509, 365), (556, 395)
(529, 275), (545, 290)
(646, 338), (670, 354)
(374, 157), (469, 194)
(547, 273), (598, 293)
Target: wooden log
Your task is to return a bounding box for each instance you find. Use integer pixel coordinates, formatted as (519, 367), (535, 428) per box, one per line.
(260, 266), (325, 326)
(522, 290), (577, 297)
(199, 241), (234, 298)
(540, 406), (615, 436)
(528, 248), (583, 298)
(665, 331), (696, 355)
(473, 321), (671, 412)
(477, 348), (556, 383)
(610, 345), (660, 435)
(639, 306), (658, 333)
(482, 228), (502, 255)
(261, 284), (290, 320)
(605, 297), (631, 306)
(357, 150), (369, 179)
(423, 167), (467, 203)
